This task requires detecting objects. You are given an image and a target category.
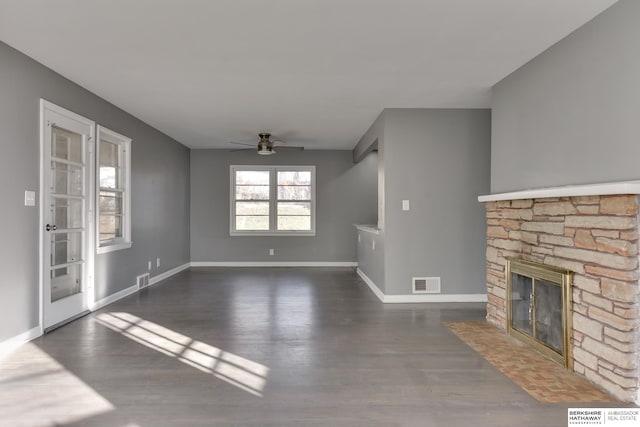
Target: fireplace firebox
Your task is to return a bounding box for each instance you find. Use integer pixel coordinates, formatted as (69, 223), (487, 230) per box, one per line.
(506, 258), (573, 368)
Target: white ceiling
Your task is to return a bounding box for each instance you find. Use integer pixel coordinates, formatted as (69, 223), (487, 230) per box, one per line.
(0, 0), (617, 150)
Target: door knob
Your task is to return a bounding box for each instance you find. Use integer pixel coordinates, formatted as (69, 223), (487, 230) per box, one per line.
(45, 224), (57, 231)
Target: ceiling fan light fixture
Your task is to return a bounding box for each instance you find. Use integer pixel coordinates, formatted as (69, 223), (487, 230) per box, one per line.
(257, 145), (274, 155)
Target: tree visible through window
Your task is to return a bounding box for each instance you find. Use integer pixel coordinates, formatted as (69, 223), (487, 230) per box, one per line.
(231, 166), (315, 235)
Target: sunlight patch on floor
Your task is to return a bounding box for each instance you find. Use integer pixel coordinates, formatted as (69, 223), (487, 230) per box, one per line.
(95, 312), (269, 397)
(0, 343), (117, 426)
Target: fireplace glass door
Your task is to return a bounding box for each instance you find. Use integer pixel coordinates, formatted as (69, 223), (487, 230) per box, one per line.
(507, 258), (572, 368)
(510, 274), (563, 353)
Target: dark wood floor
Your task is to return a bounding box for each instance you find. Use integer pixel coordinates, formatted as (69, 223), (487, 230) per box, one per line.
(0, 268), (618, 426)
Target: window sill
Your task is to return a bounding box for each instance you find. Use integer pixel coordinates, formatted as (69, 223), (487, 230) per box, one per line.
(97, 241), (133, 254)
(230, 231), (316, 237)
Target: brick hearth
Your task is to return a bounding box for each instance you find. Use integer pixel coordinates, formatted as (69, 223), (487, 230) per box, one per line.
(482, 195), (640, 403)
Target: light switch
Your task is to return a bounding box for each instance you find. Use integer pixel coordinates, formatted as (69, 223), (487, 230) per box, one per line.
(24, 190), (36, 207)
(402, 200), (410, 211)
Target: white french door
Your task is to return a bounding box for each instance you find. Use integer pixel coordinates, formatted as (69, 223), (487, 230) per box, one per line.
(41, 100), (95, 330)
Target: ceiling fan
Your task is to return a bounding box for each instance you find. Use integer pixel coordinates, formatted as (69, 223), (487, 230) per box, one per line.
(229, 132), (304, 155)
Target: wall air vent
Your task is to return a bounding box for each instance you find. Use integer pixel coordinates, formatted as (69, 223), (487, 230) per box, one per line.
(137, 273), (150, 289)
(413, 277), (441, 294)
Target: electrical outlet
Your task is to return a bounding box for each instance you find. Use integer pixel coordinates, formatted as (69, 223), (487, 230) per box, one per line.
(156, 258), (160, 268)
(269, 248), (275, 256)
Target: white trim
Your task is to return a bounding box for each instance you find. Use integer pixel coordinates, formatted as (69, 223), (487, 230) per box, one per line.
(230, 165), (316, 236)
(354, 224), (380, 235)
(92, 262), (190, 310)
(0, 327), (42, 359)
(356, 268), (385, 302)
(91, 283), (138, 311)
(356, 268), (487, 303)
(96, 125), (132, 253)
(191, 261), (358, 267)
(149, 263), (191, 286)
(478, 180), (640, 202)
(383, 294), (488, 303)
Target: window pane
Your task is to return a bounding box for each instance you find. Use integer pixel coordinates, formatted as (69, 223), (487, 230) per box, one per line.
(236, 201), (269, 215)
(236, 170), (269, 185)
(278, 171), (311, 185)
(236, 215), (269, 230)
(277, 216), (311, 231)
(277, 202), (311, 215)
(100, 214), (122, 241)
(100, 166), (119, 189)
(99, 191), (123, 214)
(100, 140), (119, 168)
(236, 185), (269, 200)
(278, 185), (310, 200)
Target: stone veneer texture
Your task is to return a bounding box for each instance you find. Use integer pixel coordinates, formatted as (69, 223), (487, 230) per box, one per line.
(484, 195), (640, 402)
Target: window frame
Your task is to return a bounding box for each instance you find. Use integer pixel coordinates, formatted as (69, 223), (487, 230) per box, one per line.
(230, 165), (316, 237)
(96, 125), (132, 253)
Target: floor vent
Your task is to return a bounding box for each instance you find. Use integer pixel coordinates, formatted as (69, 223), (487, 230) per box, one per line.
(413, 277), (441, 294)
(137, 273), (150, 289)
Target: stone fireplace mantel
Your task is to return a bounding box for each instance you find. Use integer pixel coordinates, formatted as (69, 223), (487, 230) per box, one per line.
(477, 181), (640, 404)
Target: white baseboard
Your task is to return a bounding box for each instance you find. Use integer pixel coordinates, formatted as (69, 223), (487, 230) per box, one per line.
(149, 262), (191, 286)
(92, 283), (138, 311)
(92, 262), (190, 311)
(356, 268), (488, 303)
(0, 326), (42, 358)
(356, 268), (385, 302)
(191, 261), (358, 268)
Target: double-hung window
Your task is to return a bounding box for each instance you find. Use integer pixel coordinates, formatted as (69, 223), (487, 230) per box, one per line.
(96, 126), (132, 253)
(230, 165), (315, 236)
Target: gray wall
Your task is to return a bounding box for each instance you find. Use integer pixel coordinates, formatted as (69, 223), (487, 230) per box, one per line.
(383, 109), (491, 295)
(190, 149), (377, 262)
(0, 41), (190, 341)
(491, 0), (640, 193)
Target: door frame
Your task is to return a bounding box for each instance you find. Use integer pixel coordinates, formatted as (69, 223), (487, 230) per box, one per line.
(39, 99), (96, 332)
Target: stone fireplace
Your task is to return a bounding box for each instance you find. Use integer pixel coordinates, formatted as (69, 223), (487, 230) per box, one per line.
(479, 182), (640, 403)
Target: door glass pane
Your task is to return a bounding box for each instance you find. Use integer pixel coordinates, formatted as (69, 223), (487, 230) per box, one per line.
(511, 273), (533, 336)
(52, 161), (83, 196)
(51, 197), (83, 229)
(535, 280), (563, 353)
(51, 231), (82, 267)
(52, 126), (82, 163)
(50, 264), (82, 302)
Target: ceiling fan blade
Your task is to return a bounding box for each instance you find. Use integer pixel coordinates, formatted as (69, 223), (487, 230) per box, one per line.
(271, 140), (287, 146)
(229, 148), (255, 152)
(228, 141), (256, 147)
(275, 146), (304, 151)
